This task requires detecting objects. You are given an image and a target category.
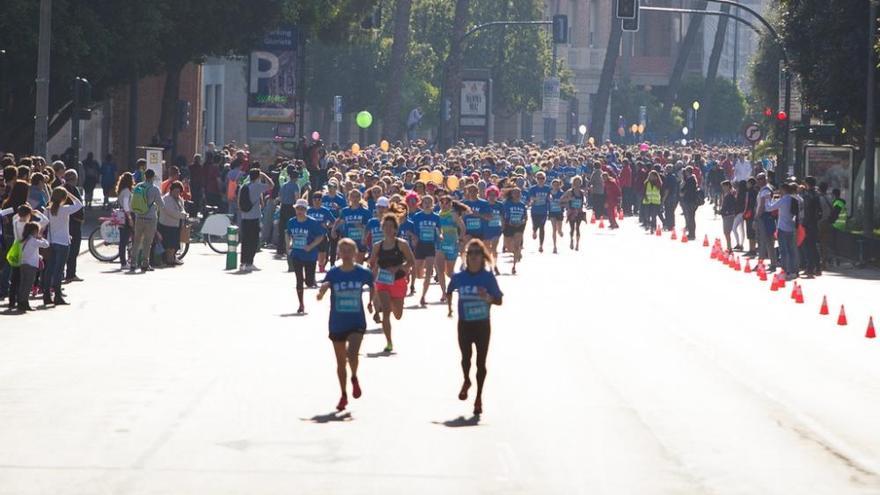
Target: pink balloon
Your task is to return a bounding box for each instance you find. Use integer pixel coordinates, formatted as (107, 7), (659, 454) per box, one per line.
(639, 143), (649, 152)
(311, 131), (320, 140)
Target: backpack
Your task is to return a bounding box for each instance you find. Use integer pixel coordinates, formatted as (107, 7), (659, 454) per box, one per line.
(695, 187), (705, 207)
(131, 183), (150, 215)
(5, 239), (22, 267)
(238, 184), (253, 212)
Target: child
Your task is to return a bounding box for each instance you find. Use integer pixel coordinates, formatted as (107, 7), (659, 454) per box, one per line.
(17, 222), (49, 312)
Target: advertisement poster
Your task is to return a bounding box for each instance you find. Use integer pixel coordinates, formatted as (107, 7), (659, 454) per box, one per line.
(248, 28), (297, 122)
(804, 146), (853, 201)
(460, 80), (487, 127)
(144, 147), (163, 186)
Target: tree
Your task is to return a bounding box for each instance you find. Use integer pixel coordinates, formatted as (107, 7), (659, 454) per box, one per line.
(675, 76), (746, 139)
(590, 13), (622, 142)
(382, 0), (414, 140)
(659, 1), (707, 125)
(696, 4), (731, 138)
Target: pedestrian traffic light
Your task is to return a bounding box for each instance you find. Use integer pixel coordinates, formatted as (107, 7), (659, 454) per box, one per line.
(552, 15), (568, 44)
(616, 0), (637, 20)
(176, 100), (191, 130)
(73, 77), (92, 120)
(776, 111), (788, 121)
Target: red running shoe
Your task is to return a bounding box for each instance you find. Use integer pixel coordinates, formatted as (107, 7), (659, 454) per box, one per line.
(352, 377), (362, 399)
(336, 395), (348, 411)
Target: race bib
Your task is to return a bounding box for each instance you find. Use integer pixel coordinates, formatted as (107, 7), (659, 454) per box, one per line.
(419, 224), (435, 242)
(466, 217), (481, 231)
(510, 211), (523, 224)
(571, 198), (583, 209)
(550, 200), (562, 213)
(348, 226), (363, 241)
(292, 232), (307, 249)
(334, 291), (360, 313)
(377, 268), (395, 285)
(462, 299), (489, 321)
(489, 214), (502, 227)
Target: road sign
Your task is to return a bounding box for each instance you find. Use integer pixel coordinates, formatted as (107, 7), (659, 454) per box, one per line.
(334, 95), (342, 122)
(744, 123), (763, 143)
(542, 77), (560, 119)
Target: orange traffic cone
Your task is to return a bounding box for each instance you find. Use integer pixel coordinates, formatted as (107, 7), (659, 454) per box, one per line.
(590, 213), (596, 224)
(837, 305), (848, 326)
(777, 272), (786, 288)
(819, 296), (829, 315)
(743, 260), (752, 273)
(866, 317), (876, 338)
(795, 284), (804, 304)
(790, 282), (799, 300)
(759, 268), (768, 281)
(671, 230), (677, 240)
(655, 226), (662, 236)
(618, 209), (624, 220)
(734, 257), (742, 271)
(681, 232), (688, 243)
(598, 218), (605, 229)
(770, 275), (779, 291)
(702, 235), (709, 247)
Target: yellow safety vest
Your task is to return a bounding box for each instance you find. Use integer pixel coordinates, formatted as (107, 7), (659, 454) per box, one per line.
(643, 182), (661, 205)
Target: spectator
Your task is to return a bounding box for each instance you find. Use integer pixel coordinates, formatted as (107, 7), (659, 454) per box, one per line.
(130, 169), (162, 273)
(238, 167), (275, 272)
(115, 172), (134, 270)
(158, 181), (187, 267)
(82, 152), (100, 207)
(680, 166), (698, 240)
(43, 187), (82, 305)
(100, 154), (118, 208)
(63, 170), (85, 283)
(766, 183), (799, 280)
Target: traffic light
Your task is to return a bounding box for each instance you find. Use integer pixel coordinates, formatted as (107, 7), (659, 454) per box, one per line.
(73, 77), (92, 120)
(621, 4), (640, 32)
(552, 15), (568, 44)
(776, 111), (788, 121)
(616, 0), (637, 20)
(442, 98), (452, 121)
(176, 100), (191, 130)
(763, 107), (773, 118)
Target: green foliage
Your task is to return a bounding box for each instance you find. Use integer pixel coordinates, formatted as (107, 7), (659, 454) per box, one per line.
(609, 80), (683, 140)
(675, 76), (746, 138)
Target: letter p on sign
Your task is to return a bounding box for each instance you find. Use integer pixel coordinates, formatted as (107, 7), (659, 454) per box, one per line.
(250, 51), (279, 93)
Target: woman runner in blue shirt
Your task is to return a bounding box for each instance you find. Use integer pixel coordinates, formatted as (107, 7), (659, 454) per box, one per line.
(446, 239), (503, 416)
(317, 238), (374, 412)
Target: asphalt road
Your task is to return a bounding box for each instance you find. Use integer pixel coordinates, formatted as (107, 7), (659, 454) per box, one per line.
(1, 210), (879, 495)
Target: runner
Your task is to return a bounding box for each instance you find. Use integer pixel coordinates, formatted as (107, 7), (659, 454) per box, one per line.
(336, 190), (371, 264)
(527, 171), (550, 253)
(369, 206), (416, 353)
(548, 178), (564, 254)
(502, 187), (527, 275)
(410, 195), (441, 306)
(562, 176), (586, 250)
(446, 238), (503, 416)
(483, 186), (504, 275)
(307, 191), (335, 272)
(436, 194), (468, 296)
(287, 198), (326, 313)
(316, 238), (373, 412)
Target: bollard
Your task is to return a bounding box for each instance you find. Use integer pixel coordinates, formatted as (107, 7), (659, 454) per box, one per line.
(226, 225), (239, 270)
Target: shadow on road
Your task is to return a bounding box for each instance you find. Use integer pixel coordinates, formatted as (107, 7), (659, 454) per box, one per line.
(366, 351), (396, 358)
(302, 411), (353, 423)
(364, 328), (383, 334)
(280, 312), (308, 317)
(432, 416), (481, 428)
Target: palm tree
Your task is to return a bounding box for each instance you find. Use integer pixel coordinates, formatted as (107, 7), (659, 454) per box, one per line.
(382, 0), (414, 141)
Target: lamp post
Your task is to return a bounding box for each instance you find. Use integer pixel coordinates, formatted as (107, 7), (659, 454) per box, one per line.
(692, 101), (700, 138)
(33, 0), (52, 157)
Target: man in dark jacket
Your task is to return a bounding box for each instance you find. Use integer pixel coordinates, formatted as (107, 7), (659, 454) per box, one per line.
(680, 166), (699, 240)
(63, 169), (85, 282)
(801, 176), (822, 276)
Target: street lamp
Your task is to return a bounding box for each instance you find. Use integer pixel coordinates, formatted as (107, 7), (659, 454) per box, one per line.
(692, 101), (700, 111)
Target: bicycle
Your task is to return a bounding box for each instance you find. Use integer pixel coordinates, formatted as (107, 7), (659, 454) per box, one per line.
(88, 213), (193, 262)
(190, 206), (232, 254)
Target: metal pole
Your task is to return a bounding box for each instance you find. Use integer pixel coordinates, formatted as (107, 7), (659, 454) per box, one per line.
(33, 0), (52, 156)
(71, 78), (80, 169)
(863, 0), (877, 236)
(733, 4), (739, 87)
(782, 71), (791, 177)
(128, 76), (138, 169)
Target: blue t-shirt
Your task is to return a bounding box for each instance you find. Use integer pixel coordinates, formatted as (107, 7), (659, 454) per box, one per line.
(339, 206), (371, 244)
(446, 269), (503, 321)
(412, 211), (440, 243)
(287, 216), (325, 262)
(549, 190), (564, 214)
(399, 217), (415, 245)
(324, 265), (374, 333)
(463, 198), (490, 236)
(485, 201), (504, 237)
(366, 217), (384, 245)
(322, 193), (347, 213)
(503, 201), (527, 226)
(529, 185), (551, 214)
(100, 162), (117, 186)
(307, 206), (336, 227)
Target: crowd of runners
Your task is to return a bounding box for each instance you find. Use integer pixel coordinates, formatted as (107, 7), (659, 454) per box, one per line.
(2, 137), (851, 415)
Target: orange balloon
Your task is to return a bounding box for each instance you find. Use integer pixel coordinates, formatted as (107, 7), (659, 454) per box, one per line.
(380, 140), (390, 152)
(447, 175), (460, 191)
(351, 143), (361, 154)
(430, 170), (443, 184)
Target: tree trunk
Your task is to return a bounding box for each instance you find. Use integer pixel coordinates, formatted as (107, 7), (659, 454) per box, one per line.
(443, 0), (471, 148)
(590, 15), (623, 142)
(659, 1), (708, 122)
(157, 61), (184, 145)
(382, 0), (413, 141)
(696, 4), (730, 138)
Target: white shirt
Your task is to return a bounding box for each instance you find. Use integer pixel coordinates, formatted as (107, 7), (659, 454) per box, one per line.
(13, 211), (49, 241)
(118, 188), (132, 213)
(46, 196), (83, 246)
(733, 160), (752, 183)
(21, 236), (50, 268)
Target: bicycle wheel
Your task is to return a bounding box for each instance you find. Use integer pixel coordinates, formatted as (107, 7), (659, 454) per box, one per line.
(88, 225), (120, 262)
(206, 234), (228, 254)
(178, 240), (190, 260)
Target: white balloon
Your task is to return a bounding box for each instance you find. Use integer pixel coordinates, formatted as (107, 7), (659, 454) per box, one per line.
(682, 127), (689, 136)
(578, 125), (587, 135)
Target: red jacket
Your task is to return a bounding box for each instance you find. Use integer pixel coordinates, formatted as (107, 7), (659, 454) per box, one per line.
(619, 164), (632, 188)
(604, 178), (622, 205)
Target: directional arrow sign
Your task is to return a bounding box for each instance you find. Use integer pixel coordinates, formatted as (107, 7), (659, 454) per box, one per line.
(744, 123), (763, 143)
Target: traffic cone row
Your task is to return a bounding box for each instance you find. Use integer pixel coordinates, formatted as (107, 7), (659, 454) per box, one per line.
(702, 235), (710, 247)
(598, 217), (605, 229)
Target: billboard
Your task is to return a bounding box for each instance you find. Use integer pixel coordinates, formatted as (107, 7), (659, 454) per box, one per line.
(804, 145), (853, 203)
(460, 80), (488, 127)
(248, 28), (297, 122)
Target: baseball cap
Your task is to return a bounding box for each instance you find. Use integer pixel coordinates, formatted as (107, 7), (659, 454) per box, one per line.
(376, 197), (390, 208)
(295, 198), (308, 209)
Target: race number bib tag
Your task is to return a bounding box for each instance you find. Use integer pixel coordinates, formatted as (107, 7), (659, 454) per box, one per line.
(377, 268), (395, 285)
(510, 211), (523, 224)
(419, 224), (435, 242)
(489, 213), (502, 227)
(348, 226), (363, 241)
(335, 291), (360, 313)
(293, 232), (307, 249)
(466, 217), (481, 231)
(550, 200), (562, 213)
(571, 198), (583, 209)
(462, 300), (489, 321)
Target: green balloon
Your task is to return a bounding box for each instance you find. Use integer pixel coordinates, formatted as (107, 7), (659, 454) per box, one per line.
(356, 111), (373, 129)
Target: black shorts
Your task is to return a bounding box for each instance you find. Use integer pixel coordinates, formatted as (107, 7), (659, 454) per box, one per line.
(317, 237), (329, 253)
(414, 241), (436, 260)
(549, 212), (564, 221)
(531, 214), (547, 227)
(328, 329), (365, 342)
(568, 210), (585, 223)
(503, 224), (526, 238)
(457, 319), (491, 347)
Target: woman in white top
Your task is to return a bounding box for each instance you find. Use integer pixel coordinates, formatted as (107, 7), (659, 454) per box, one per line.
(158, 181), (187, 266)
(16, 222), (50, 312)
(41, 187), (82, 306)
(115, 172), (134, 269)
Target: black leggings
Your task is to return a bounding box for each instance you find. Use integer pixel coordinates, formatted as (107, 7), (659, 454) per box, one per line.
(291, 258), (316, 305)
(458, 320), (491, 397)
